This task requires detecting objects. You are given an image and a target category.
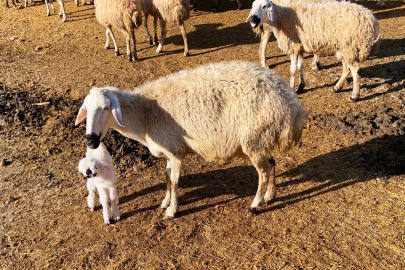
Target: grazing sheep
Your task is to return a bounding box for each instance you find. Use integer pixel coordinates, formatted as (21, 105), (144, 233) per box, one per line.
(142, 0), (190, 56)
(247, 0), (381, 101)
(44, 0), (67, 22)
(192, 0), (242, 13)
(78, 142), (120, 224)
(95, 0), (142, 61)
(75, 61), (308, 219)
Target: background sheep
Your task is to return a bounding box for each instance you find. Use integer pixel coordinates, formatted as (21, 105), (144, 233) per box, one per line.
(5, 0), (16, 8)
(142, 0), (190, 56)
(75, 61), (308, 219)
(192, 0), (242, 13)
(78, 142), (120, 224)
(95, 0), (142, 61)
(74, 0), (94, 6)
(44, 0), (67, 22)
(247, 0), (381, 102)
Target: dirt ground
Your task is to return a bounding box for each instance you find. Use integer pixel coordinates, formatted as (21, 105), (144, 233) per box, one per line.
(0, 0), (404, 268)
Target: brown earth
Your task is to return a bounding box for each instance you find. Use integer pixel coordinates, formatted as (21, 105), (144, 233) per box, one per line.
(1, 0), (405, 269)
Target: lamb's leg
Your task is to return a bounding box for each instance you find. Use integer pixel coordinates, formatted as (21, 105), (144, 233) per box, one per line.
(109, 188), (120, 221)
(348, 62), (361, 102)
(312, 54), (323, 71)
(259, 26), (272, 67)
(153, 16), (158, 45)
(44, 0), (51, 16)
(237, 0), (241, 10)
(179, 23), (189, 56)
(156, 18), (167, 54)
(55, 0), (66, 22)
(333, 59), (350, 93)
(289, 53), (298, 91)
(248, 154), (271, 213)
(130, 28), (137, 61)
(264, 158), (276, 204)
(99, 188), (112, 224)
(163, 157), (182, 219)
(161, 160), (171, 209)
(86, 181), (97, 211)
(297, 52), (305, 93)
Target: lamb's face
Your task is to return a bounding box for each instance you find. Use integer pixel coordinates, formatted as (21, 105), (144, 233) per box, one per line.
(75, 88), (124, 149)
(78, 157), (100, 178)
(247, 0), (274, 29)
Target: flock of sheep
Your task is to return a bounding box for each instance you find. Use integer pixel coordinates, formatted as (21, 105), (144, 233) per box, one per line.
(6, 0), (383, 223)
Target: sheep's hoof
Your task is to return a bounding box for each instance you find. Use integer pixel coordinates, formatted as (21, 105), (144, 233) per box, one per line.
(149, 39), (153, 45)
(104, 218), (111, 225)
(115, 51), (119, 56)
(192, 3), (197, 11)
(332, 86), (339, 93)
(297, 83), (305, 94)
(128, 55), (132, 62)
(184, 51), (189, 57)
(212, 7), (218, 13)
(114, 216), (120, 221)
(350, 96), (358, 102)
(248, 207), (258, 214)
(89, 207), (95, 211)
(163, 215), (173, 220)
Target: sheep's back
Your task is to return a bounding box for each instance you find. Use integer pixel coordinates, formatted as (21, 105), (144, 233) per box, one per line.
(136, 61), (305, 160)
(95, 0), (141, 28)
(154, 0), (190, 24)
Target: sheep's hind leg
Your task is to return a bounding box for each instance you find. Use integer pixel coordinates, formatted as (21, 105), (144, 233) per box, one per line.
(248, 154), (272, 214)
(87, 182), (97, 211)
(264, 158), (276, 204)
(259, 26), (272, 67)
(179, 23), (189, 56)
(44, 0), (52, 16)
(143, 13), (153, 45)
(333, 59), (350, 93)
(161, 160), (171, 209)
(297, 52), (305, 93)
(120, 30), (132, 61)
(55, 0), (66, 22)
(348, 62), (361, 102)
(152, 16), (158, 45)
(106, 27), (119, 56)
(130, 28), (137, 61)
(156, 18), (167, 54)
(312, 54), (323, 71)
(289, 54), (298, 91)
(163, 157), (182, 219)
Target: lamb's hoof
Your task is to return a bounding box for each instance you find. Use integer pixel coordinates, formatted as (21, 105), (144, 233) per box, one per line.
(163, 215), (173, 220)
(128, 55), (132, 62)
(149, 40), (153, 45)
(332, 86), (339, 93)
(248, 207), (258, 214)
(104, 218), (111, 225)
(350, 96), (358, 102)
(105, 45), (109, 49)
(297, 83), (305, 94)
(184, 51), (189, 57)
(192, 4), (197, 12)
(115, 51), (119, 56)
(89, 207), (95, 211)
(114, 216), (120, 221)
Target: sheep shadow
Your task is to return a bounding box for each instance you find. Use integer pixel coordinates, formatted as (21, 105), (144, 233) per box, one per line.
(191, 0), (251, 12)
(119, 134), (405, 219)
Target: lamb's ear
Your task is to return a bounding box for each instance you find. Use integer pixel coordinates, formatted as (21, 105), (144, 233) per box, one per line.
(75, 103), (87, 125)
(109, 93), (125, 127)
(267, 2), (274, 21)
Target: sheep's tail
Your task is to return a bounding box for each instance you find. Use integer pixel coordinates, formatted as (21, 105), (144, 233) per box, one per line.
(279, 105), (308, 154)
(132, 10), (142, 27)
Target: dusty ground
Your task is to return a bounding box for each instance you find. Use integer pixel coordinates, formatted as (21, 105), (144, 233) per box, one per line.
(0, 0), (405, 268)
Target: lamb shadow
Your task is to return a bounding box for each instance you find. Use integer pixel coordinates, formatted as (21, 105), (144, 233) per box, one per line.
(120, 134), (405, 219)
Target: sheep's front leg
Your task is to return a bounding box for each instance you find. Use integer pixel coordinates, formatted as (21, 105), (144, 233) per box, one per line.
(130, 29), (137, 61)
(152, 16), (158, 45)
(98, 188), (112, 224)
(259, 26), (272, 67)
(289, 53), (298, 91)
(333, 59), (350, 93)
(86, 180), (97, 211)
(248, 155), (271, 213)
(348, 62), (361, 102)
(143, 13), (153, 45)
(297, 52), (305, 93)
(106, 27), (119, 55)
(121, 30), (132, 61)
(179, 23), (189, 56)
(161, 160), (171, 209)
(56, 0), (66, 22)
(312, 54), (323, 71)
(109, 188), (120, 221)
(156, 18), (167, 54)
(44, 0), (52, 16)
(163, 158), (182, 219)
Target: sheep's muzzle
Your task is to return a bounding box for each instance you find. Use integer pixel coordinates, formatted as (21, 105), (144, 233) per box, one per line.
(250, 15), (261, 29)
(86, 134), (100, 149)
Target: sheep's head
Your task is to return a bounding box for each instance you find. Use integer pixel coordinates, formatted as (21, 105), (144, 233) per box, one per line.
(75, 87), (124, 149)
(78, 156), (108, 178)
(246, 0), (274, 29)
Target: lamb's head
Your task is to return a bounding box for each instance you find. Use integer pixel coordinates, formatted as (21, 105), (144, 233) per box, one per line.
(78, 156), (110, 178)
(75, 87), (124, 149)
(246, 0), (274, 29)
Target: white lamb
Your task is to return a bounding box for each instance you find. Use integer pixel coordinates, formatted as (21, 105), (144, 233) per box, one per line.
(78, 142), (120, 224)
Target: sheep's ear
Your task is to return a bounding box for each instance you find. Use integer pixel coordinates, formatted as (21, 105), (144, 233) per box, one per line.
(267, 2), (274, 21)
(109, 93), (125, 127)
(75, 103), (87, 125)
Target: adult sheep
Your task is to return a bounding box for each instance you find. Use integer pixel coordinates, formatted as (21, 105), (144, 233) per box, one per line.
(95, 0), (142, 61)
(247, 0), (381, 101)
(75, 61), (308, 219)
(142, 0), (190, 56)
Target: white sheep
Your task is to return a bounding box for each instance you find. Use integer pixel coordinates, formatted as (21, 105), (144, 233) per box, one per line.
(142, 0), (190, 56)
(78, 142), (120, 224)
(95, 0), (142, 61)
(247, 0), (381, 102)
(191, 0), (242, 13)
(74, 0), (94, 6)
(22, 0), (67, 22)
(75, 61), (308, 219)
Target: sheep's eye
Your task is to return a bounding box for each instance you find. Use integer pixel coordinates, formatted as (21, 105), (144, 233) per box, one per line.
(262, 5), (267, 9)
(103, 106), (110, 111)
(95, 167), (98, 170)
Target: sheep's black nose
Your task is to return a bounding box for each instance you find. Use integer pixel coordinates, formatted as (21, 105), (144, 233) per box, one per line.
(86, 134), (100, 149)
(86, 169), (92, 177)
(93, 173), (97, 177)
